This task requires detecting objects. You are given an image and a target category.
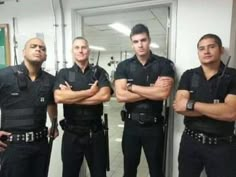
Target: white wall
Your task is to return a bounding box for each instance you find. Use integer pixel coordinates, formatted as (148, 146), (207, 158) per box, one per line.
(230, 0), (236, 67)
(0, 0), (235, 177)
(174, 0), (234, 177)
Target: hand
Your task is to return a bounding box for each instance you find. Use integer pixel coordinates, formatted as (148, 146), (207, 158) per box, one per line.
(173, 98), (188, 113)
(89, 80), (99, 95)
(155, 76), (173, 87)
(59, 81), (72, 90)
(0, 131), (11, 152)
(48, 127), (59, 139)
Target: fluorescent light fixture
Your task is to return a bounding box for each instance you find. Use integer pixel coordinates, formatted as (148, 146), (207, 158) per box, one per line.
(115, 138), (122, 142)
(150, 43), (160, 48)
(109, 22), (131, 36)
(89, 45), (106, 51)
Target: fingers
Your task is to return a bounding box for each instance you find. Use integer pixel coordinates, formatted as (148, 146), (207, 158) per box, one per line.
(64, 81), (72, 89)
(59, 81), (72, 90)
(0, 131), (10, 151)
(0, 131), (11, 137)
(93, 80), (98, 86)
(155, 77), (173, 87)
(0, 141), (7, 149)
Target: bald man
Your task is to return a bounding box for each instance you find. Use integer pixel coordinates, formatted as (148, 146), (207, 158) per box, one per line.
(0, 38), (57, 177)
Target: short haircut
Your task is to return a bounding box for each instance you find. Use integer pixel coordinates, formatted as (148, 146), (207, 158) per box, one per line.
(72, 36), (89, 45)
(197, 33), (222, 48)
(130, 24), (150, 39)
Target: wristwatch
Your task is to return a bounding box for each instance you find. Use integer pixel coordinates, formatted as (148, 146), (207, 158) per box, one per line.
(186, 100), (195, 111)
(127, 83), (132, 91)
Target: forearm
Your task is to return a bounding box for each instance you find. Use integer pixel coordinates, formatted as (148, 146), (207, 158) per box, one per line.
(175, 110), (203, 117)
(54, 89), (92, 104)
(76, 88), (111, 105)
(116, 89), (145, 103)
(194, 102), (236, 121)
(131, 84), (172, 100)
(47, 104), (58, 122)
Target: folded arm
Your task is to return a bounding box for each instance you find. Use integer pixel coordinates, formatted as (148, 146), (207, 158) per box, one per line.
(173, 90), (236, 121)
(115, 79), (145, 103)
(54, 81), (98, 104)
(173, 90), (203, 117)
(76, 86), (111, 105)
(131, 76), (174, 100)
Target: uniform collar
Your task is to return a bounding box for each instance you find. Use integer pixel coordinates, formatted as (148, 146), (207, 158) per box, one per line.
(133, 51), (154, 66)
(19, 62), (43, 78)
(196, 61), (225, 78)
(72, 63), (93, 73)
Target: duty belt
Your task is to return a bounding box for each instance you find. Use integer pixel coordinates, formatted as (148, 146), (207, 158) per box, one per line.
(6, 128), (48, 143)
(127, 112), (161, 124)
(184, 127), (234, 145)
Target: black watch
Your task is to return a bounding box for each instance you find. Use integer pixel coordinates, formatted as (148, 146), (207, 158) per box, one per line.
(186, 100), (195, 111)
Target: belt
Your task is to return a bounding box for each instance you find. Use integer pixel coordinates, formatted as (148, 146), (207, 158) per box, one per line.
(6, 128), (48, 143)
(61, 119), (103, 136)
(184, 127), (234, 145)
(127, 112), (161, 124)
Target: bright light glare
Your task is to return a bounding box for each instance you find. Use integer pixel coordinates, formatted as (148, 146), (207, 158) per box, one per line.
(89, 45), (106, 51)
(150, 43), (160, 48)
(109, 22), (131, 36)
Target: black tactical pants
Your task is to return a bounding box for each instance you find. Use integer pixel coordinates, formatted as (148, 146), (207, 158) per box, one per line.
(122, 119), (164, 177)
(62, 129), (106, 177)
(0, 139), (49, 177)
(178, 133), (236, 177)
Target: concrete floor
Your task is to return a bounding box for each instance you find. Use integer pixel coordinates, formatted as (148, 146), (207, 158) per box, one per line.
(48, 97), (149, 177)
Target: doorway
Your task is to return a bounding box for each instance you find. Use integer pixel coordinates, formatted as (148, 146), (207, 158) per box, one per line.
(72, 1), (176, 176)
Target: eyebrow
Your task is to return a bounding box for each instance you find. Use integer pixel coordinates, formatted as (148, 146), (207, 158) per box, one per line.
(29, 44), (46, 51)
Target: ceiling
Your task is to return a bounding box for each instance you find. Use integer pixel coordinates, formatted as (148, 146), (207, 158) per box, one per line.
(82, 6), (169, 57)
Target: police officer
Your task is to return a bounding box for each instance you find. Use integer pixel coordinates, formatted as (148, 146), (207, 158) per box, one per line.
(54, 36), (112, 177)
(0, 37), (58, 177)
(173, 34), (236, 177)
(114, 24), (175, 177)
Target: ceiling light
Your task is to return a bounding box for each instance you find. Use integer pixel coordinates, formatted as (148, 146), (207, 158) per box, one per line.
(109, 22), (131, 36)
(150, 43), (160, 48)
(89, 45), (106, 51)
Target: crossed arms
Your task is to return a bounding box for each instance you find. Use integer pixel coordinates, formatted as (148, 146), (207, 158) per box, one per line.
(54, 81), (111, 105)
(115, 76), (174, 103)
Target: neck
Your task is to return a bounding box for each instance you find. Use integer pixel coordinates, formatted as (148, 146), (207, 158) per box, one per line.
(75, 60), (89, 72)
(24, 61), (41, 81)
(137, 51), (150, 65)
(201, 61), (221, 80)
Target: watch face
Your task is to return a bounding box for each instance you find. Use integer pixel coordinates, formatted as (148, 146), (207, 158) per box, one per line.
(186, 100), (195, 111)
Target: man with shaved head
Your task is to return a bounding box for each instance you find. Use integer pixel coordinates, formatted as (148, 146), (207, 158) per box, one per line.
(0, 38), (58, 177)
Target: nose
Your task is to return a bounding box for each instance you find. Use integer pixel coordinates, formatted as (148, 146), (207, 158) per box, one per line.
(138, 41), (143, 48)
(203, 47), (210, 54)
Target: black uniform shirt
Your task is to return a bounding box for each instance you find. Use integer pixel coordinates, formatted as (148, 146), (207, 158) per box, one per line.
(0, 63), (55, 131)
(54, 63), (112, 121)
(178, 62), (236, 135)
(114, 53), (175, 115)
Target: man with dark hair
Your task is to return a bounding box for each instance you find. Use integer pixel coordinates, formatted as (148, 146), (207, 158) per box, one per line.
(54, 36), (112, 177)
(173, 33), (236, 177)
(0, 37), (58, 177)
(115, 24), (175, 177)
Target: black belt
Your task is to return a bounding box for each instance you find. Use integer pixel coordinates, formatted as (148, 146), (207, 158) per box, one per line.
(184, 127), (234, 145)
(60, 119), (103, 136)
(127, 112), (162, 124)
(6, 128), (48, 143)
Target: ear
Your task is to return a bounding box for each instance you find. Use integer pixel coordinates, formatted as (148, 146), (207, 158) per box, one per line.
(23, 49), (26, 58)
(220, 46), (224, 55)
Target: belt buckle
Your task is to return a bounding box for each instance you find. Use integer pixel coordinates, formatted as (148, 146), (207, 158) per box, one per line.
(138, 113), (145, 124)
(198, 133), (206, 144)
(25, 131), (34, 142)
